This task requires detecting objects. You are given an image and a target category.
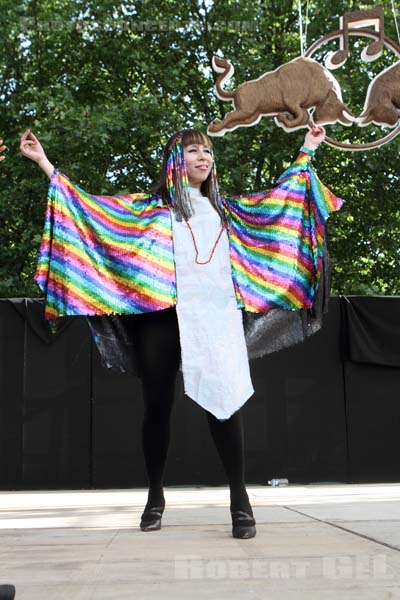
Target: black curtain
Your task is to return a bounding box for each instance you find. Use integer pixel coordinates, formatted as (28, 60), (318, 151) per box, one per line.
(0, 296), (399, 489)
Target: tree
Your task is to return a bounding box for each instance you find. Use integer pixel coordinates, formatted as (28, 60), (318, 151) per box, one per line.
(0, 0), (399, 297)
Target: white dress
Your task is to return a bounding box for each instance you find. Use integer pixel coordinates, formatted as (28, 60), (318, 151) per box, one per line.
(170, 186), (254, 421)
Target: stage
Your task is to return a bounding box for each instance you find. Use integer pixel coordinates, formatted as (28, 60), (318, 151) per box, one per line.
(0, 484), (400, 598)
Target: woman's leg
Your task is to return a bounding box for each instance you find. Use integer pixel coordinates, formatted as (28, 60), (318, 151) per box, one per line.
(205, 408), (253, 514)
(128, 308), (181, 510)
(141, 370), (177, 508)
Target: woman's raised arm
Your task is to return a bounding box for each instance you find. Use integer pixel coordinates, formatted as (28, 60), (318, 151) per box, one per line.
(19, 129), (54, 178)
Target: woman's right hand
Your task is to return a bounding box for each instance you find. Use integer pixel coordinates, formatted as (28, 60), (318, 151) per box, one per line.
(20, 128), (54, 178)
(20, 129), (46, 163)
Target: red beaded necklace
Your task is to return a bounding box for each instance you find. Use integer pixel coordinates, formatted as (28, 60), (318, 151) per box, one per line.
(184, 218), (226, 265)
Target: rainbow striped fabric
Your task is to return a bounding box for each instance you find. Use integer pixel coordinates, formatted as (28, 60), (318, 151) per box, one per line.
(35, 153), (343, 319)
(35, 173), (177, 318)
(223, 153), (343, 312)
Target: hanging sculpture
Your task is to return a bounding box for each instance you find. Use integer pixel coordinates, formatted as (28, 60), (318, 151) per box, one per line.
(324, 7), (385, 68)
(208, 6), (400, 150)
(207, 56), (354, 135)
(358, 61), (400, 127)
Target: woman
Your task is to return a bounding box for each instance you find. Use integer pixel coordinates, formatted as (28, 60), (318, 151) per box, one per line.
(20, 124), (339, 539)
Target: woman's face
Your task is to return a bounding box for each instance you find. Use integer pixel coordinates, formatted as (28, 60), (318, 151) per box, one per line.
(183, 143), (213, 188)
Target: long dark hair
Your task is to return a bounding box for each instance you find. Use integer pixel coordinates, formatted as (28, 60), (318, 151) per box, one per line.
(152, 129), (225, 223)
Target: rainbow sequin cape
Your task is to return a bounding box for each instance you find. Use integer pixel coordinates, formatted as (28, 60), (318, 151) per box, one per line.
(35, 152), (343, 319)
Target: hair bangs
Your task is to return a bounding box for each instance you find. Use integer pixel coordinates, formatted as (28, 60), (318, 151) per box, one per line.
(181, 129), (213, 150)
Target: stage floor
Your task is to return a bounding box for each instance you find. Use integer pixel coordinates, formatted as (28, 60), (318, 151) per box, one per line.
(1, 484), (400, 599)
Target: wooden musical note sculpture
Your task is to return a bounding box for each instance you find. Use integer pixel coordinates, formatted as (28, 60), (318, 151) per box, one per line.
(207, 56), (354, 137)
(358, 61), (400, 127)
(325, 6), (385, 69)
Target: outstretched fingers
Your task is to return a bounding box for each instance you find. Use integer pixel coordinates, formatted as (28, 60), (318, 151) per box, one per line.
(311, 125), (326, 136)
(28, 130), (40, 143)
(305, 125), (326, 147)
(20, 128), (31, 143)
(19, 129), (38, 156)
(20, 128), (36, 147)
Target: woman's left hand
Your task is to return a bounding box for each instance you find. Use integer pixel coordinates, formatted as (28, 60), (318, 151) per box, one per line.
(0, 139), (6, 162)
(303, 126), (326, 150)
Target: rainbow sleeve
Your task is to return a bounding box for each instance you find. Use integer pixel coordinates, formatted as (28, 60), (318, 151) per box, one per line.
(223, 152), (344, 313)
(35, 171), (176, 319)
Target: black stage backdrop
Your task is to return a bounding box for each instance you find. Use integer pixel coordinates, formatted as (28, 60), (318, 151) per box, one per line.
(0, 296), (399, 490)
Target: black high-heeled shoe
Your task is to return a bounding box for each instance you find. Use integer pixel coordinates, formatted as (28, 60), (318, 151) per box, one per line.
(231, 509), (256, 539)
(140, 505), (165, 531)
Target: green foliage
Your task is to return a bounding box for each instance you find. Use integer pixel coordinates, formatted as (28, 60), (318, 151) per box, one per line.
(0, 0), (399, 296)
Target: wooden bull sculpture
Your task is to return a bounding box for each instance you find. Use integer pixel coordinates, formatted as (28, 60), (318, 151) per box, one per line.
(207, 56), (355, 136)
(358, 61), (400, 128)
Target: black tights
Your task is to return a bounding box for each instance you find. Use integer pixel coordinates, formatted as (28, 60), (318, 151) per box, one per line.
(129, 308), (251, 513)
